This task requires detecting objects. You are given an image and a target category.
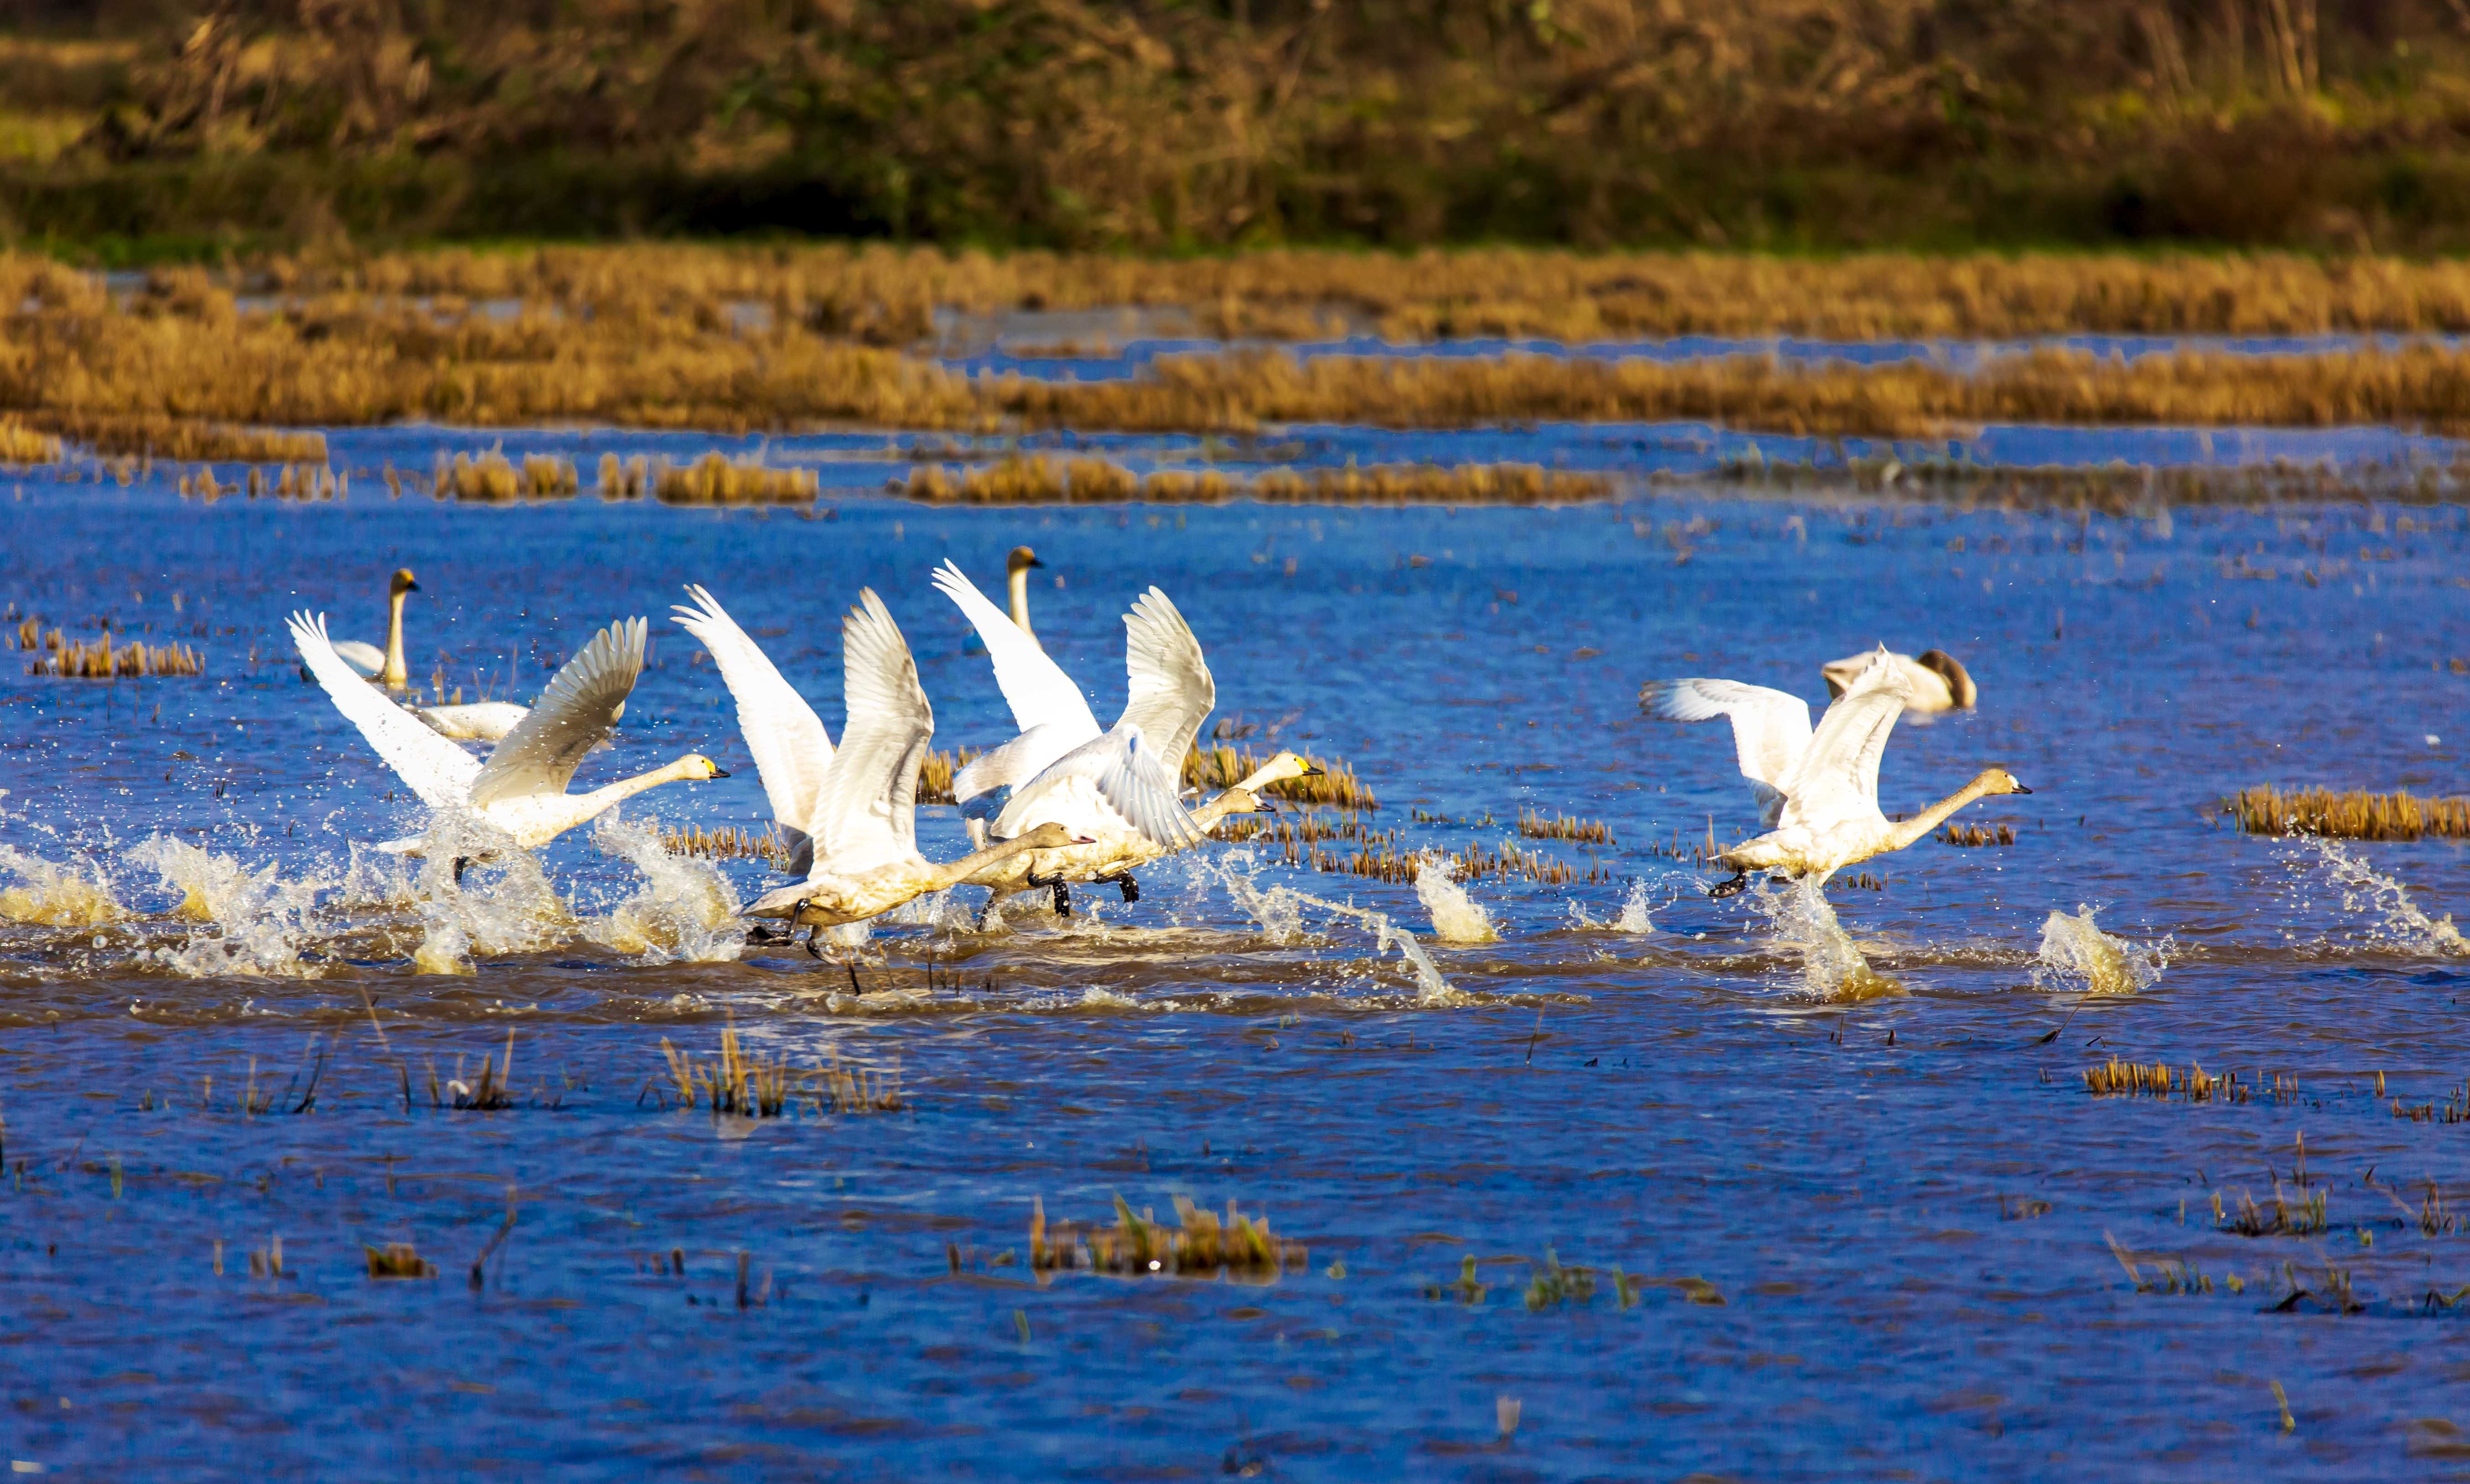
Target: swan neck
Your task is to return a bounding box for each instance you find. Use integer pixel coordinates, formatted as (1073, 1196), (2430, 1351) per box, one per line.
(380, 585), (410, 688)
(1188, 786), (1259, 831)
(1888, 775), (1997, 850)
(1006, 565), (1034, 642)
(935, 830), (1044, 888)
(578, 757), (698, 812)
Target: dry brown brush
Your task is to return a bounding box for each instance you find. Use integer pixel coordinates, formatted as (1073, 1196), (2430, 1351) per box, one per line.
(2226, 786), (2470, 841)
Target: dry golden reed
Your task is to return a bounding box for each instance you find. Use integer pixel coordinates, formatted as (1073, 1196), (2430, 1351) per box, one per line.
(652, 454), (818, 506)
(1030, 1193), (1305, 1279)
(434, 449), (577, 502)
(655, 1023), (904, 1117)
(1518, 809), (1612, 844)
(1936, 822), (2017, 847)
(907, 455), (1607, 506)
(25, 410), (326, 463)
(1185, 744), (1377, 810)
(23, 627), (202, 678)
(0, 420), (61, 464)
(2226, 785), (2470, 841)
(659, 824), (788, 867)
(916, 747), (982, 806)
(2083, 1058), (2247, 1102)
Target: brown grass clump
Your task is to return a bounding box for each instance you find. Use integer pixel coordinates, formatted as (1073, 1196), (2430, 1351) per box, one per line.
(0, 420), (61, 464)
(27, 412), (325, 463)
(597, 453), (650, 500)
(1186, 745), (1376, 809)
(1030, 1193), (1305, 1280)
(2225, 785), (2470, 841)
(364, 1243), (437, 1279)
(906, 455), (1608, 506)
(1518, 809), (1611, 844)
(653, 454), (817, 506)
(2083, 1058), (2247, 1102)
(916, 747), (982, 806)
(24, 627), (203, 679)
(434, 449), (578, 502)
(1722, 451), (2470, 515)
(1936, 822), (2017, 847)
(659, 824), (789, 868)
(654, 1023), (904, 1118)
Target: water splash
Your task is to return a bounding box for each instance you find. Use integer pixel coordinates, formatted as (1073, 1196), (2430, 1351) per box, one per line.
(126, 835), (324, 978)
(1215, 854), (1460, 1002)
(1748, 877), (1898, 1000)
(586, 819), (744, 963)
(1414, 861), (1497, 944)
(2286, 837), (2469, 956)
(404, 814), (573, 973)
(2034, 906), (2167, 995)
(0, 845), (126, 926)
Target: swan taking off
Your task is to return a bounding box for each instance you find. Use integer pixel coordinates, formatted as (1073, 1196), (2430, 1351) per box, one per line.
(1640, 647), (2030, 896)
(702, 587), (1098, 931)
(1821, 648), (1976, 711)
(932, 559), (1234, 916)
(292, 611), (726, 857)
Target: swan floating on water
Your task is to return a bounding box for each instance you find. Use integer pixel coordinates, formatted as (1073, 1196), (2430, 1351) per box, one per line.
(298, 567), (534, 742)
(1641, 646), (2030, 897)
(684, 585), (1096, 933)
(1820, 647), (1975, 711)
(934, 558), (1264, 917)
(291, 611), (726, 861)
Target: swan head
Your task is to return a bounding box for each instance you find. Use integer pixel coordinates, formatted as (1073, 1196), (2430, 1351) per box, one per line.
(389, 567), (419, 597)
(1007, 546), (1044, 575)
(1976, 766), (2032, 796)
(1015, 821), (1096, 849)
(1915, 649), (1977, 709)
(677, 753), (731, 781)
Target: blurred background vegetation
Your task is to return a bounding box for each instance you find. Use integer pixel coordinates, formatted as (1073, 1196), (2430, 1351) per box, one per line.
(7, 0), (2470, 256)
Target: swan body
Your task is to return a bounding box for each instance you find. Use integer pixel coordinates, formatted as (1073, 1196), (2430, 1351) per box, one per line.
(934, 560), (1220, 913)
(1641, 646), (2030, 892)
(964, 751), (1322, 901)
(410, 700), (531, 742)
(1821, 648), (1975, 711)
(292, 611), (725, 855)
(689, 584), (1097, 930)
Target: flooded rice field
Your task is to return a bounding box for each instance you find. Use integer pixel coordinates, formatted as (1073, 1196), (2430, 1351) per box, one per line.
(3, 418), (2469, 1479)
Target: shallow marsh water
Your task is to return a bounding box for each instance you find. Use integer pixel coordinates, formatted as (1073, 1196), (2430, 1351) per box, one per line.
(2, 421), (2470, 1479)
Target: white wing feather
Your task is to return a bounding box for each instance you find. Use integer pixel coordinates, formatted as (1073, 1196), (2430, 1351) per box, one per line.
(289, 611), (482, 810)
(1777, 648), (1913, 832)
(671, 584), (833, 857)
(994, 722), (1199, 850)
(1638, 677), (1814, 826)
(1118, 586), (1216, 772)
(812, 589), (932, 878)
(931, 559), (1100, 739)
(469, 618), (645, 806)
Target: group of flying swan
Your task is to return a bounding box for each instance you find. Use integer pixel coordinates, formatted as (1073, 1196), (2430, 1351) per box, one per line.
(1641, 644), (2025, 898)
(293, 546), (1319, 942)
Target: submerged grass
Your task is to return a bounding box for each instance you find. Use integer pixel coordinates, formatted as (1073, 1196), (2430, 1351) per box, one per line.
(1029, 1193), (1305, 1280)
(2083, 1058), (2249, 1102)
(20, 625), (203, 679)
(2226, 786), (2470, 841)
(916, 747), (982, 807)
(658, 824), (790, 868)
(1186, 745), (1376, 810)
(654, 1021), (905, 1118)
(906, 455), (1608, 507)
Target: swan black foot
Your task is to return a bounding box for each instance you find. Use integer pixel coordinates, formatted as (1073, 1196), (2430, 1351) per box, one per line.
(1707, 872), (1750, 899)
(1100, 872), (1140, 904)
(745, 921), (789, 945)
(451, 857), (471, 886)
(803, 930), (827, 960)
(1051, 880), (1072, 916)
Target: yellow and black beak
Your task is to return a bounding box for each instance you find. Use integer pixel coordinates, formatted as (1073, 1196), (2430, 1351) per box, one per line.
(1026, 555), (1047, 569)
(1302, 764), (1326, 778)
(2011, 782), (2033, 794)
(709, 765), (732, 779)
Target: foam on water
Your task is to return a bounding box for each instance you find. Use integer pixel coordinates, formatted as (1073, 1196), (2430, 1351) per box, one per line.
(1414, 860), (1497, 943)
(1750, 877), (1898, 1000)
(0, 845), (126, 927)
(1611, 880), (1657, 934)
(2033, 906), (2167, 995)
(1214, 855), (1461, 1002)
(585, 819), (745, 963)
(126, 835), (324, 978)
(403, 815), (576, 974)
(2286, 837), (2469, 956)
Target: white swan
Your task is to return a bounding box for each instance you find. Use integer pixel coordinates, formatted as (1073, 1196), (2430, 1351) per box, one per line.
(291, 611), (726, 858)
(1004, 545), (1045, 641)
(693, 587), (1096, 931)
(1821, 648), (1975, 711)
(1640, 646), (2030, 896)
(297, 567), (533, 742)
(932, 559), (1213, 914)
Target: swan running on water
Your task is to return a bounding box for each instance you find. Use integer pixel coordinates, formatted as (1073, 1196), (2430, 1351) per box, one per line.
(292, 611), (726, 860)
(934, 558), (1285, 917)
(1641, 646), (2030, 897)
(682, 586), (1097, 933)
(299, 566), (533, 742)
(1820, 647), (1976, 711)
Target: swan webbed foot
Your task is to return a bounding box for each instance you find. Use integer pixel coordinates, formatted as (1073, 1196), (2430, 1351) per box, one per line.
(451, 856), (471, 886)
(1707, 872), (1751, 899)
(745, 921), (788, 945)
(802, 929), (826, 960)
(1100, 872), (1140, 904)
(1052, 880), (1072, 916)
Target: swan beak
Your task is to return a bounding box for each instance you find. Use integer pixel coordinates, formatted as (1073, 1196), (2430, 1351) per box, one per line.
(1071, 834), (1097, 845)
(1301, 764), (1326, 778)
(2011, 783), (2034, 794)
(708, 765), (732, 779)
(1027, 556), (1047, 569)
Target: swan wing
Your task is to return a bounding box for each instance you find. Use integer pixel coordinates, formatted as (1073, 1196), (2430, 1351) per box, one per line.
(469, 617), (646, 806)
(950, 721), (1080, 803)
(813, 589), (933, 877)
(1777, 647), (1913, 831)
(994, 722), (1200, 850)
(411, 701), (530, 742)
(289, 610), (481, 810)
(1638, 678), (1813, 794)
(670, 584), (833, 857)
(330, 639), (386, 679)
(1118, 586), (1216, 772)
(931, 559), (1100, 739)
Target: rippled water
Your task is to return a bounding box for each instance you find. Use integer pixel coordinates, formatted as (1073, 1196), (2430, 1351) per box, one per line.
(3, 429), (2469, 1478)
